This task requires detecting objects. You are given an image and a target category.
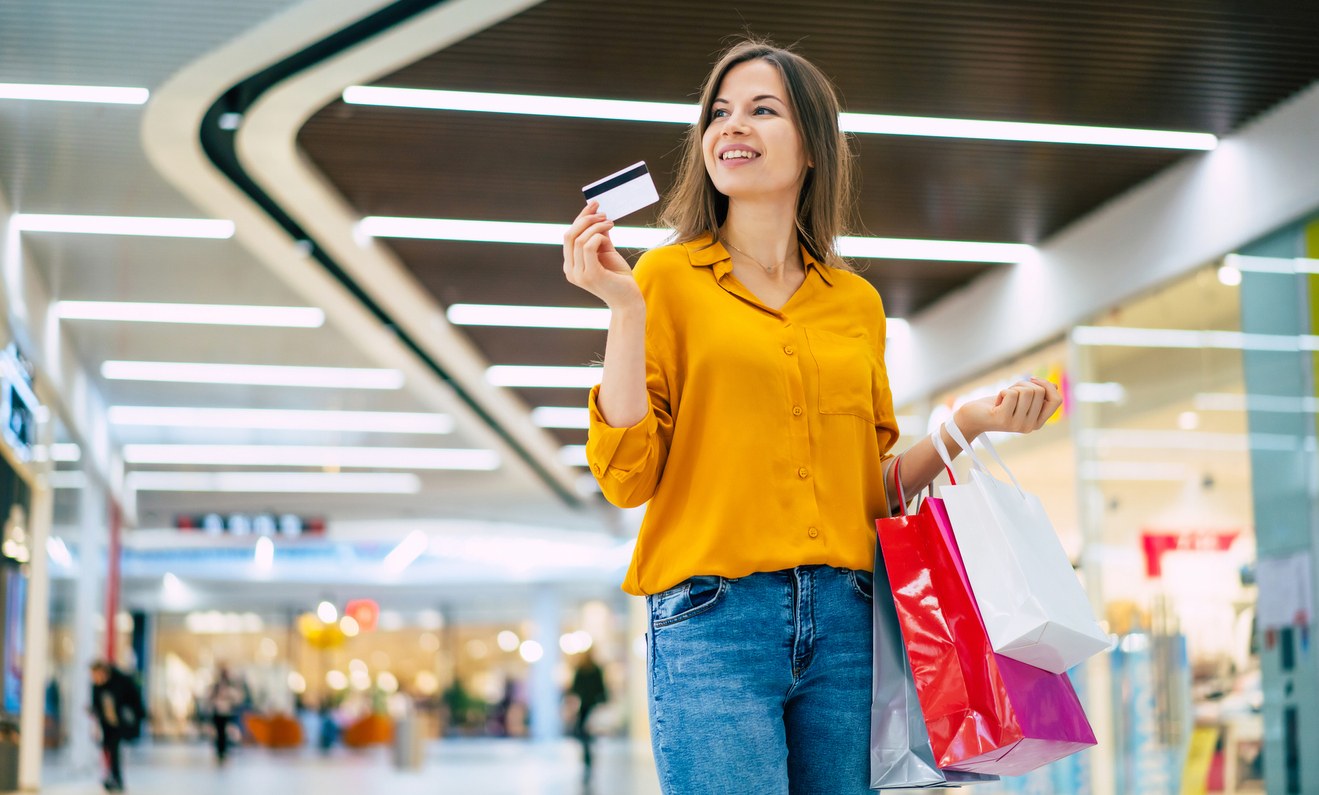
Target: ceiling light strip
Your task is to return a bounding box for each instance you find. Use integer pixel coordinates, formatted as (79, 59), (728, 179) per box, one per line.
(1071, 326), (1319, 351)
(360, 217), (1031, 264)
(122, 444), (499, 470)
(343, 86), (1217, 151)
(486, 366), (601, 389)
(0, 83), (150, 105)
(12, 214), (235, 239)
(57, 301), (325, 328)
(447, 303), (610, 330)
(108, 406), (453, 434)
(101, 361), (405, 389)
(125, 471), (422, 494)
(532, 407), (590, 429)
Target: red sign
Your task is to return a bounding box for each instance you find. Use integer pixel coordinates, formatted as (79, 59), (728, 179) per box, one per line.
(344, 599), (380, 632)
(1140, 530), (1240, 578)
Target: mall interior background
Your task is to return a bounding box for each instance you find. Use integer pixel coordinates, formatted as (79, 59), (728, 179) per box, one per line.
(2, 1), (1319, 793)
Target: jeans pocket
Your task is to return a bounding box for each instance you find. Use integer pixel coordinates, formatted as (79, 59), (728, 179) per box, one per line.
(847, 568), (874, 601)
(650, 575), (727, 628)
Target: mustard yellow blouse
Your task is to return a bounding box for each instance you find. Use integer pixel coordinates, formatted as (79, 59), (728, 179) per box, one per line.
(586, 235), (899, 596)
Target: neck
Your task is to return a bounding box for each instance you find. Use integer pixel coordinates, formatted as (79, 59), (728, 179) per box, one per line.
(721, 196), (802, 277)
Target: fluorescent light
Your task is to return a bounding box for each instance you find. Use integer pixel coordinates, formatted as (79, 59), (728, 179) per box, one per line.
(47, 471), (88, 490)
(108, 406), (452, 434)
(558, 445), (588, 467)
(383, 530), (429, 574)
(532, 407), (589, 429)
(1071, 326), (1319, 352)
(101, 361), (405, 389)
(885, 318), (910, 339)
(344, 86), (697, 124)
(12, 214), (234, 239)
(486, 365), (601, 389)
(56, 301), (324, 328)
(359, 217), (666, 249)
(0, 82), (149, 104)
(1194, 392), (1319, 414)
(360, 217), (1033, 264)
(33, 443), (82, 462)
(122, 444), (499, 470)
(344, 86), (1217, 150)
(1073, 382), (1127, 404)
(1224, 255), (1319, 275)
(126, 471), (422, 494)
(447, 303), (609, 330)
(254, 537), (274, 571)
(838, 235), (1032, 263)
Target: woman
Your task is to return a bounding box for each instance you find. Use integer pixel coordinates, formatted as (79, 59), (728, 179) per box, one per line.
(564, 39), (1061, 794)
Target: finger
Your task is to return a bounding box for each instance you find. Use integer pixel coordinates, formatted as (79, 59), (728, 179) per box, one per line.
(576, 221), (616, 274)
(994, 389), (1020, 422)
(1020, 385), (1045, 427)
(563, 209), (607, 262)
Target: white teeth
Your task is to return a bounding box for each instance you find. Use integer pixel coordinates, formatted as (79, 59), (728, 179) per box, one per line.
(721, 150), (756, 160)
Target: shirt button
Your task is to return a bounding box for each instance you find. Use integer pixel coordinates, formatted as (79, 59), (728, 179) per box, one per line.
(792, 406), (803, 417)
(783, 345), (795, 355)
(591, 464), (602, 476)
(798, 467), (809, 479)
(807, 526), (819, 539)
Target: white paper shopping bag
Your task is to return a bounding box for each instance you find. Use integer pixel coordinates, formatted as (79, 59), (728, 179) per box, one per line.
(933, 420), (1110, 673)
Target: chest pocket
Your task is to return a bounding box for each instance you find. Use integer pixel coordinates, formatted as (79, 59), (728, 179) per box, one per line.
(804, 327), (875, 423)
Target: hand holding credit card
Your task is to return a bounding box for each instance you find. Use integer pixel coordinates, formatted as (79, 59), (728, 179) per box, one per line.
(582, 161), (659, 221)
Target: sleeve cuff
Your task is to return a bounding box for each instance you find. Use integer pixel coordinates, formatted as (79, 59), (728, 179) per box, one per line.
(586, 384), (659, 477)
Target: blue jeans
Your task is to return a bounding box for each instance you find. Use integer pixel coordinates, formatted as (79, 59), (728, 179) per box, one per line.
(646, 565), (874, 794)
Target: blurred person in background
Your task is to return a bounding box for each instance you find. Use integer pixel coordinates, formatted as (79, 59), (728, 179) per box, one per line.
(206, 665), (245, 763)
(568, 652), (608, 779)
(90, 660), (143, 793)
(565, 37), (1060, 793)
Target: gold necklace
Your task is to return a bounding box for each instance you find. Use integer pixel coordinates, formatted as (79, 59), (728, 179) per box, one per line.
(723, 238), (790, 276)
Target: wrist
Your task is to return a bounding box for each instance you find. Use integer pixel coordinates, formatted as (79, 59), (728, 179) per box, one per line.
(607, 294), (646, 318)
(950, 406), (981, 440)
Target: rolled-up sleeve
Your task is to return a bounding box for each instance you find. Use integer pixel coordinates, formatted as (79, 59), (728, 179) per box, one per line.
(586, 384), (671, 508)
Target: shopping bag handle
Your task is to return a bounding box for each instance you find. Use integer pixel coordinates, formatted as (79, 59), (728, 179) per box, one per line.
(942, 419), (1026, 497)
(925, 430), (959, 488)
(892, 454), (907, 516)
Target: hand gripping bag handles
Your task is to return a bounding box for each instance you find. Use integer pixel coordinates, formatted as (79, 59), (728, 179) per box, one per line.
(880, 442), (1097, 775)
(869, 456), (999, 789)
(936, 419), (1110, 674)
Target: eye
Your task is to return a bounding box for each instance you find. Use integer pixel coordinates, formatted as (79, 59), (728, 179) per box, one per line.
(711, 108), (729, 120)
(754, 106), (776, 115)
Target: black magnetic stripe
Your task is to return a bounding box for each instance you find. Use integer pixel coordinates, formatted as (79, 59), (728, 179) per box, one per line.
(198, 0), (582, 508)
(582, 163), (649, 199)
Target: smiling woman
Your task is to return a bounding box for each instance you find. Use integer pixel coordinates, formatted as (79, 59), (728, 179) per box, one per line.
(561, 37), (1063, 795)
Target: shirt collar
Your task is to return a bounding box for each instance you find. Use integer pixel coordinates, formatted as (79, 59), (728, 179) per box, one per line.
(684, 233), (834, 286)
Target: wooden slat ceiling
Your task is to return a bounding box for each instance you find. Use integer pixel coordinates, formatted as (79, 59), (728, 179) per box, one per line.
(299, 0), (1319, 446)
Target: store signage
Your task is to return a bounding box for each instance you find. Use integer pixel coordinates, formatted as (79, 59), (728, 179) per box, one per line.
(1140, 530), (1240, 578)
(0, 345), (38, 463)
(175, 513), (326, 537)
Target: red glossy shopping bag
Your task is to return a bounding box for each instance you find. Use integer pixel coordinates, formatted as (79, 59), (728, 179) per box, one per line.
(876, 465), (1097, 775)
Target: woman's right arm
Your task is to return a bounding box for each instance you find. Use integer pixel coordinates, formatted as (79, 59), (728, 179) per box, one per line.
(562, 200), (648, 425)
(564, 202), (670, 506)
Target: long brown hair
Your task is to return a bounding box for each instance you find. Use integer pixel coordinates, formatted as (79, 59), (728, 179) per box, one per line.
(659, 38), (856, 271)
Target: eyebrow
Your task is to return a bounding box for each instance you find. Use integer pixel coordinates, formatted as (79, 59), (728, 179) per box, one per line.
(712, 94), (786, 105)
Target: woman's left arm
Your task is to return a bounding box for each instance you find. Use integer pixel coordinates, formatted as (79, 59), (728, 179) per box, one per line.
(886, 377), (1063, 513)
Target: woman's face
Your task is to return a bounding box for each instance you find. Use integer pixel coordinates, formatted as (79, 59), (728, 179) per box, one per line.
(702, 59), (809, 205)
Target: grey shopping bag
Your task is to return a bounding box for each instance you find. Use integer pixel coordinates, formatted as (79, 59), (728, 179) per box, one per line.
(870, 542), (998, 789)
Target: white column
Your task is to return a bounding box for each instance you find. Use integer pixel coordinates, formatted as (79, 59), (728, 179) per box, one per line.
(66, 477), (104, 774)
(17, 479), (52, 790)
(528, 586), (561, 742)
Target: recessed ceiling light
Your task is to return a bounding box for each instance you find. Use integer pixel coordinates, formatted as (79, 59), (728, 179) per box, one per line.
(108, 406), (452, 434)
(486, 366), (601, 389)
(125, 471), (422, 494)
(101, 361), (405, 390)
(11, 214), (234, 239)
(531, 407), (590, 429)
(0, 83), (150, 104)
(122, 444), (499, 470)
(343, 86), (1217, 150)
(361, 217), (1032, 264)
(447, 304), (610, 330)
(57, 301), (325, 328)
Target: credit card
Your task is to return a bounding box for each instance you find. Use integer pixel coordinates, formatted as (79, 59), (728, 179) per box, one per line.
(582, 161), (659, 221)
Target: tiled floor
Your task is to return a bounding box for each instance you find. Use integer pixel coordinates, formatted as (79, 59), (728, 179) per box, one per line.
(43, 738), (663, 795)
